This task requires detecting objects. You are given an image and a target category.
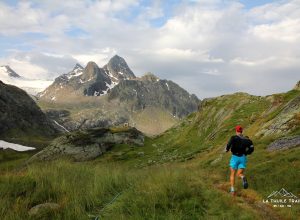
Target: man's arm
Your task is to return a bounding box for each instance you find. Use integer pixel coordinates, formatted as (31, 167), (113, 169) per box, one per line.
(226, 136), (234, 152)
(245, 140), (254, 155)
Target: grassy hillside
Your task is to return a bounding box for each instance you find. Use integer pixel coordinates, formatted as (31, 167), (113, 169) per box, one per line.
(131, 107), (179, 136)
(37, 97), (180, 136)
(98, 89), (300, 218)
(1, 89), (299, 219)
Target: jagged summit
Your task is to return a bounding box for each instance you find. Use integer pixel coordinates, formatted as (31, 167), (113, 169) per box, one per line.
(111, 54), (122, 60)
(109, 55), (129, 67)
(103, 55), (136, 82)
(84, 61), (101, 78)
(86, 61), (98, 68)
(73, 63), (83, 71)
(0, 65), (21, 78)
(38, 55), (138, 99)
(57, 63), (84, 82)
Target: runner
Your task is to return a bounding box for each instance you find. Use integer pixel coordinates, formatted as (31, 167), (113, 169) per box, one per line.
(226, 125), (254, 195)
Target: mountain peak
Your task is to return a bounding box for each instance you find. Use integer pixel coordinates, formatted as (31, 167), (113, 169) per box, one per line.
(73, 63), (83, 71)
(110, 54), (122, 60)
(0, 65), (20, 78)
(107, 55), (129, 68)
(59, 63), (84, 81)
(86, 61), (98, 68)
(103, 55), (135, 81)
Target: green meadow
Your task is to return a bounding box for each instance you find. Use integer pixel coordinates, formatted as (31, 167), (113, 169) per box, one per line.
(1, 90), (299, 219)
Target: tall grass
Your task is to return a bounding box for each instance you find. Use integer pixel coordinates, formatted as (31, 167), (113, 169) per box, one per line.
(0, 160), (260, 220)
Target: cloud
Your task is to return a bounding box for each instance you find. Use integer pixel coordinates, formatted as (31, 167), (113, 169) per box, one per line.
(0, 1), (69, 37)
(0, 57), (48, 79)
(251, 18), (300, 42)
(0, 51), (78, 79)
(0, 0), (300, 99)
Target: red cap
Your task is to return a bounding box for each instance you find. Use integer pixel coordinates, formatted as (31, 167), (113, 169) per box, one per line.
(236, 125), (243, 133)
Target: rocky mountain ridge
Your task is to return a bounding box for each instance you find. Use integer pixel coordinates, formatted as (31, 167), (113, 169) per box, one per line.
(37, 55), (200, 135)
(0, 65), (20, 78)
(38, 55), (137, 100)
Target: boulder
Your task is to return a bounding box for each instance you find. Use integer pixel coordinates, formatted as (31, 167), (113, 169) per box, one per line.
(28, 202), (60, 218)
(28, 127), (144, 162)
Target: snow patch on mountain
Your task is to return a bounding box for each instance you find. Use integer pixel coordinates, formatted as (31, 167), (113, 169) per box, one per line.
(105, 69), (119, 82)
(79, 78), (92, 84)
(93, 81), (118, 96)
(166, 82), (170, 90)
(0, 140), (35, 151)
(63, 64), (84, 80)
(53, 120), (70, 132)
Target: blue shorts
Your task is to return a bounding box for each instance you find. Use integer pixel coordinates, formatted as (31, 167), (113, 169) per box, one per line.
(230, 155), (247, 170)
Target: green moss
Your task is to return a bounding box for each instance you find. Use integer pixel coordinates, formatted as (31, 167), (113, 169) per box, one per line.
(109, 126), (132, 133)
(65, 131), (93, 146)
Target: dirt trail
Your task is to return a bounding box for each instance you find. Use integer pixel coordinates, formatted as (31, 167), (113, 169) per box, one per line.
(215, 182), (286, 220)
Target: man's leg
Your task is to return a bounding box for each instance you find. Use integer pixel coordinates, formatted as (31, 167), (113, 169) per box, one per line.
(230, 167), (236, 192)
(236, 168), (244, 178)
(237, 168), (248, 189)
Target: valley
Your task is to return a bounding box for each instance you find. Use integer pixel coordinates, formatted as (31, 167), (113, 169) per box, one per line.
(0, 80), (299, 219)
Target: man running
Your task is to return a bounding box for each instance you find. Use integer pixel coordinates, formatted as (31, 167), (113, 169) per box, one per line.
(226, 125), (254, 195)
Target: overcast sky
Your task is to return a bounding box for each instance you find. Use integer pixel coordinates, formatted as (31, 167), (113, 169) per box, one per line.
(0, 0), (299, 99)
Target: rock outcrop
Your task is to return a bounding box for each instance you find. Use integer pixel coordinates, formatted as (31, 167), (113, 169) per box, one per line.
(257, 95), (300, 137)
(267, 136), (300, 151)
(294, 80), (300, 90)
(28, 127), (144, 162)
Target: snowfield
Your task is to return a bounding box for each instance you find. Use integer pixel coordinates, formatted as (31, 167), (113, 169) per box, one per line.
(0, 140), (36, 152)
(0, 66), (53, 95)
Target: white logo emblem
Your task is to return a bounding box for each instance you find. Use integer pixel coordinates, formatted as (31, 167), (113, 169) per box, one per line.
(263, 188), (299, 208)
